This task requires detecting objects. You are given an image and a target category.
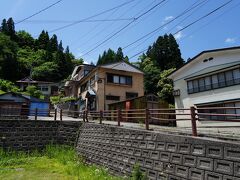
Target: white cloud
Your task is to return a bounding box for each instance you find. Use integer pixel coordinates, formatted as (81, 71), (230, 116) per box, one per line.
(225, 38), (236, 44)
(164, 16), (174, 21)
(174, 26), (184, 40)
(174, 31), (183, 40)
(162, 16), (174, 25)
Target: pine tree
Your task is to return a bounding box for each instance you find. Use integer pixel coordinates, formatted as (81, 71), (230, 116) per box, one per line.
(49, 34), (58, 52)
(115, 47), (124, 62)
(36, 30), (50, 50)
(58, 40), (64, 52)
(146, 34), (184, 70)
(0, 19), (8, 33)
(7, 18), (15, 38)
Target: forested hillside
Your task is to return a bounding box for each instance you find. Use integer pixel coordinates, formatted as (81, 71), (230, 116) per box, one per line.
(0, 18), (83, 82)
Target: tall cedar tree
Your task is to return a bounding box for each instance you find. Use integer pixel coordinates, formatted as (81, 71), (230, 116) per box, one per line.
(97, 47), (127, 65)
(146, 34), (184, 70)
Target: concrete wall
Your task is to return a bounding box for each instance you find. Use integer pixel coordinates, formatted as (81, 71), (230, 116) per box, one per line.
(0, 120), (81, 151)
(77, 123), (240, 180)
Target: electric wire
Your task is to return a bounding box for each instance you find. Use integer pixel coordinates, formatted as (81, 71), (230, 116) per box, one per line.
(128, 0), (234, 60)
(16, 0), (63, 24)
(123, 0), (207, 50)
(80, 0), (167, 57)
(49, 0), (136, 33)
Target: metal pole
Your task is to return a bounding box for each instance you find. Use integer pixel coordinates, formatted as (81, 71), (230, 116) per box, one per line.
(83, 110), (86, 122)
(190, 106), (198, 137)
(100, 110), (103, 124)
(35, 108), (38, 121)
(60, 109), (62, 121)
(54, 108), (57, 121)
(117, 109), (121, 126)
(145, 108), (149, 130)
(86, 110), (89, 122)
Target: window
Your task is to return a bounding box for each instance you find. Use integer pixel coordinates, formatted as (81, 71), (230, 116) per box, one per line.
(113, 75), (119, 83)
(198, 101), (240, 121)
(106, 95), (120, 101)
(233, 69), (240, 84)
(193, 80), (199, 93)
(38, 85), (48, 92)
(126, 92), (138, 99)
(187, 68), (240, 94)
(187, 81), (193, 93)
(225, 71), (233, 86)
(218, 72), (225, 87)
(80, 83), (87, 93)
(199, 78), (205, 91)
(205, 76), (211, 90)
(211, 74), (218, 89)
(107, 73), (132, 85)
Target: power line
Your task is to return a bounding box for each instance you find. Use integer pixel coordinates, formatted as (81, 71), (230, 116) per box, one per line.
(71, 0), (141, 51)
(49, 0), (136, 33)
(79, 0), (159, 55)
(125, 0), (209, 54)
(16, 0), (63, 25)
(123, 0), (208, 50)
(129, 0), (233, 60)
(179, 1), (240, 42)
(15, 18), (135, 24)
(81, 0), (167, 57)
(173, 0), (233, 36)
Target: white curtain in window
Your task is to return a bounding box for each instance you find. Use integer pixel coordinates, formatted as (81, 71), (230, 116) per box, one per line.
(120, 76), (126, 84)
(113, 75), (119, 83)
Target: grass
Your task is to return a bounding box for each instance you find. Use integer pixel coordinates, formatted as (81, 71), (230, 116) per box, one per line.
(0, 145), (123, 180)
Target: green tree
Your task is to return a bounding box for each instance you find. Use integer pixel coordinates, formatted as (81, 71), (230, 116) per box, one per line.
(157, 68), (175, 104)
(0, 33), (19, 81)
(140, 57), (161, 94)
(114, 47), (124, 62)
(0, 19), (8, 34)
(7, 18), (16, 39)
(16, 30), (34, 48)
(31, 62), (60, 81)
(25, 85), (42, 98)
(146, 34), (184, 70)
(36, 30), (49, 50)
(0, 79), (20, 93)
(49, 34), (58, 52)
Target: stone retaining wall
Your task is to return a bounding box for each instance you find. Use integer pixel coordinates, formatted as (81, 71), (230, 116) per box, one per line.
(76, 123), (240, 180)
(0, 120), (81, 151)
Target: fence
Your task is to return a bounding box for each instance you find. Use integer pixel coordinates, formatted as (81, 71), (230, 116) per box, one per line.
(0, 106), (240, 137)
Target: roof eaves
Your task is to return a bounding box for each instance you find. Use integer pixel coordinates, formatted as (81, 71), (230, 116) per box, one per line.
(168, 46), (240, 79)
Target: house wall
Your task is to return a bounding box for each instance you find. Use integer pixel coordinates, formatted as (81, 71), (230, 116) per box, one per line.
(78, 67), (144, 110)
(172, 50), (240, 127)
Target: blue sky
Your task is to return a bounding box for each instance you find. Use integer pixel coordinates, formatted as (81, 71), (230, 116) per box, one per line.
(0, 0), (239, 64)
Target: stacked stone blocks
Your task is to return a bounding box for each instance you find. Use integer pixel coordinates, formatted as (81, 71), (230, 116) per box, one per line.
(77, 123), (240, 180)
(0, 120), (81, 151)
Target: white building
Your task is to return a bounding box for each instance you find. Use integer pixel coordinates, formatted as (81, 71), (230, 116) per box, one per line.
(168, 46), (240, 127)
